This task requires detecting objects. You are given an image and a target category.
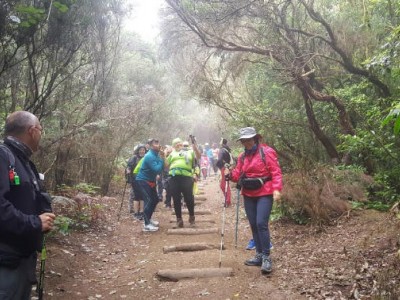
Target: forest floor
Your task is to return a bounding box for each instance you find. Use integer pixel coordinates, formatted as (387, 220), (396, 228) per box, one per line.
(41, 175), (400, 300)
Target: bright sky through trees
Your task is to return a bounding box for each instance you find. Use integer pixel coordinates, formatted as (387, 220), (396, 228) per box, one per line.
(123, 0), (163, 42)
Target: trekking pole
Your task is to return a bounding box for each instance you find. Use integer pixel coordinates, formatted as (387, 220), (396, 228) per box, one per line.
(219, 178), (229, 268)
(37, 236), (47, 300)
(234, 187), (240, 248)
(117, 182), (128, 221)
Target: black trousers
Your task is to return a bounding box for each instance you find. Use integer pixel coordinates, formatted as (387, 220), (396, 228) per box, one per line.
(0, 252), (36, 300)
(169, 175), (194, 219)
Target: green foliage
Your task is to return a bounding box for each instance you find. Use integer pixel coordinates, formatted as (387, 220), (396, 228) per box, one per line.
(277, 201), (310, 225)
(350, 200), (391, 211)
(382, 103), (400, 135)
(372, 170), (400, 204)
(53, 216), (74, 235)
(56, 183), (100, 196)
(15, 5), (45, 27)
(270, 204), (285, 222)
(73, 183), (100, 196)
(53, 1), (69, 13)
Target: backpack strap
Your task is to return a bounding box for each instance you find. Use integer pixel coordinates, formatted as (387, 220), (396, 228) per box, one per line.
(0, 144), (18, 185)
(0, 144), (15, 168)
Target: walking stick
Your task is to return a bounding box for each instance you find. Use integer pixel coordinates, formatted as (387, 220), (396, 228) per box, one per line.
(234, 187), (240, 248)
(117, 182), (128, 221)
(219, 178), (229, 268)
(37, 236), (47, 300)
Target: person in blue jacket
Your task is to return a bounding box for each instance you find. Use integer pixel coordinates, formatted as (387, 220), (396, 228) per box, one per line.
(136, 138), (165, 232)
(0, 111), (56, 299)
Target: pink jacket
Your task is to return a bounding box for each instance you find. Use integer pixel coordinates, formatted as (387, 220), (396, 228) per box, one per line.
(231, 144), (283, 197)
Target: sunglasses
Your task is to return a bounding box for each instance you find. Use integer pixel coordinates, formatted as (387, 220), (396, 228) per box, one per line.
(240, 138), (253, 143)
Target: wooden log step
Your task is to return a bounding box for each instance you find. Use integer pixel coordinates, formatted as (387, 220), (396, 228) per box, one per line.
(156, 267), (233, 281)
(194, 196), (207, 201)
(167, 228), (218, 235)
(196, 191), (205, 195)
(172, 210), (211, 215)
(169, 219), (215, 223)
(163, 242), (223, 253)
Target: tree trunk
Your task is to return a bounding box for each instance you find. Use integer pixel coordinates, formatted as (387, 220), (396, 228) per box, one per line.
(156, 268), (234, 281)
(163, 243), (222, 253)
(167, 228), (219, 235)
(54, 141), (72, 188)
(301, 92), (340, 163)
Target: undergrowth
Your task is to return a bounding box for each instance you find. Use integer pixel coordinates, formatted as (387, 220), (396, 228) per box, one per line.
(50, 183), (105, 235)
(278, 165), (374, 226)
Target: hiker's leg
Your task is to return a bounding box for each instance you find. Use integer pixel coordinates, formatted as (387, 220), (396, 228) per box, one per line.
(170, 176), (182, 219)
(147, 186), (159, 221)
(181, 176), (194, 216)
(129, 183), (135, 213)
(139, 200), (144, 213)
(255, 195), (273, 256)
(220, 166), (231, 206)
(243, 196), (260, 253)
(137, 181), (152, 225)
(164, 179), (172, 207)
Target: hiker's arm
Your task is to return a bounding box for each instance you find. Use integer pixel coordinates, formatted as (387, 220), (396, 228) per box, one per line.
(229, 153), (243, 182)
(265, 148), (283, 193)
(192, 143), (201, 160)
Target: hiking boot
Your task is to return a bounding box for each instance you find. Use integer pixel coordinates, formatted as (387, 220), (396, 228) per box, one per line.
(142, 223), (159, 232)
(189, 215), (195, 227)
(133, 213), (141, 220)
(173, 218), (184, 228)
(261, 255), (272, 274)
(244, 253), (263, 266)
(150, 219), (159, 227)
(138, 212), (144, 221)
(246, 239), (256, 250)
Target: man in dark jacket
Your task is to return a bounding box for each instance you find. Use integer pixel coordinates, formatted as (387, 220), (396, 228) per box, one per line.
(216, 138), (232, 206)
(0, 111), (56, 299)
(125, 144), (146, 219)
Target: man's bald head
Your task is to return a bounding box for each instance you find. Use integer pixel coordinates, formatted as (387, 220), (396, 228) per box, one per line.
(4, 111), (38, 137)
(4, 111), (42, 152)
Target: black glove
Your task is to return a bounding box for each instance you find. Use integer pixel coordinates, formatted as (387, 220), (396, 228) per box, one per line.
(225, 173), (231, 181)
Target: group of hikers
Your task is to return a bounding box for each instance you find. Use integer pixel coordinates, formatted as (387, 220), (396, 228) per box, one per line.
(125, 137), (205, 231)
(124, 127), (283, 275)
(0, 110), (283, 300)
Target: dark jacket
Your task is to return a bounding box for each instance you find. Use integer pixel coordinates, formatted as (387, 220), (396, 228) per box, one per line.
(126, 155), (140, 183)
(0, 137), (44, 257)
(216, 145), (232, 169)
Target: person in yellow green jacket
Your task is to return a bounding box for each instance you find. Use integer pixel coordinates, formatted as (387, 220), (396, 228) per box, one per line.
(166, 138), (200, 228)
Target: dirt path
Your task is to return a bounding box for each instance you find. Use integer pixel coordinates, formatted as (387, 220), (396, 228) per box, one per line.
(44, 175), (400, 300)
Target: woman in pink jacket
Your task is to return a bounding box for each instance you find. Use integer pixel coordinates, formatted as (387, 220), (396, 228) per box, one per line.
(226, 127), (282, 274)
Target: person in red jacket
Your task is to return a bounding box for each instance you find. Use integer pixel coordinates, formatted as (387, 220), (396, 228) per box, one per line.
(226, 127), (282, 274)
